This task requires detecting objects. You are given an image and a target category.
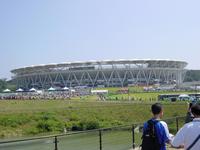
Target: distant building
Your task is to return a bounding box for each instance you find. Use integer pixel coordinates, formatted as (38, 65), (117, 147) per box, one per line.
(11, 59), (187, 89)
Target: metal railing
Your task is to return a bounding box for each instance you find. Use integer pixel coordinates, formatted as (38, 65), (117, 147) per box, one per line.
(0, 116), (186, 150)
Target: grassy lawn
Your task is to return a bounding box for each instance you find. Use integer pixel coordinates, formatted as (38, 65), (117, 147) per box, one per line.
(108, 91), (198, 100)
(0, 87), (192, 150)
(0, 98), (188, 139)
(94, 87), (198, 101)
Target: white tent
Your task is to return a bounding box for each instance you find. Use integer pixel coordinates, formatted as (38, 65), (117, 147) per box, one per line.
(3, 89), (11, 93)
(91, 90), (108, 94)
(178, 94), (190, 101)
(70, 89), (76, 92)
(16, 88), (24, 92)
(48, 87), (55, 91)
(29, 88), (37, 92)
(63, 87), (69, 90)
(36, 90), (43, 94)
(179, 94), (190, 98)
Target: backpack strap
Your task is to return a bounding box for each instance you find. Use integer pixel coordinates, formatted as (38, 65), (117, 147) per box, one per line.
(146, 119), (159, 137)
(148, 119), (166, 146)
(186, 134), (200, 150)
(142, 119), (157, 138)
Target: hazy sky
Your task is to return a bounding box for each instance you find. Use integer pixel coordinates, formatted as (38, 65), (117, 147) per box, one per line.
(1, 0), (200, 79)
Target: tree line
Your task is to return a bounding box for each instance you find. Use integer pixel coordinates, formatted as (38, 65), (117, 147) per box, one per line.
(184, 70), (200, 82)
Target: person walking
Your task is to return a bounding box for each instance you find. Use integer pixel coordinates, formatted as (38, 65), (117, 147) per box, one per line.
(141, 103), (171, 150)
(171, 103), (200, 150)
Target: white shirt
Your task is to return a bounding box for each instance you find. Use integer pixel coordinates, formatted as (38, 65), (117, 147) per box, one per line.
(160, 121), (172, 140)
(172, 118), (200, 150)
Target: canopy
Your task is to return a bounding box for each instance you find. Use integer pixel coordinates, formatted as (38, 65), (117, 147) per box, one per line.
(29, 88), (37, 92)
(16, 88), (24, 92)
(48, 87), (55, 91)
(179, 94), (190, 98)
(91, 90), (108, 94)
(70, 89), (76, 92)
(63, 87), (69, 90)
(3, 89), (11, 93)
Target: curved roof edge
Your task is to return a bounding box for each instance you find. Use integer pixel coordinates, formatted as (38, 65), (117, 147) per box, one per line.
(11, 59), (188, 73)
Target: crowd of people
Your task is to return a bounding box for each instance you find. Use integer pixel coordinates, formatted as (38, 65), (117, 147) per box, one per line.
(0, 89), (91, 100)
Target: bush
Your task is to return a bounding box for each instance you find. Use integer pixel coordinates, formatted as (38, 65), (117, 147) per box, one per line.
(24, 127), (40, 135)
(70, 119), (100, 131)
(69, 113), (79, 121)
(0, 115), (30, 127)
(36, 112), (64, 132)
(71, 121), (82, 131)
(111, 120), (123, 126)
(37, 120), (64, 132)
(65, 121), (73, 130)
(85, 120), (100, 130)
(40, 112), (56, 121)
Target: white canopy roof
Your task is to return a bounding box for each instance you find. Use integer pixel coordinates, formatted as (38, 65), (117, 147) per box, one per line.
(70, 89), (76, 92)
(16, 88), (24, 92)
(63, 87), (69, 90)
(3, 89), (11, 92)
(48, 87), (55, 91)
(91, 90), (108, 94)
(29, 88), (37, 92)
(179, 94), (190, 98)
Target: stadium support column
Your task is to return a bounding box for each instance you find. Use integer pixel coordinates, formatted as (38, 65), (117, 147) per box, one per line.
(176, 70), (183, 87)
(16, 78), (19, 89)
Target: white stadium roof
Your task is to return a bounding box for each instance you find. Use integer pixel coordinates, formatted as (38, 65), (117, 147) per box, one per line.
(11, 59), (187, 74)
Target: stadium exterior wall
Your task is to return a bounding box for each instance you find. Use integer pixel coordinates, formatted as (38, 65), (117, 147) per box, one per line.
(11, 60), (188, 89)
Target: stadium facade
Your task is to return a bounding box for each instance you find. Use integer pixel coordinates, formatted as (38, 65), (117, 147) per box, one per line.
(11, 59), (188, 89)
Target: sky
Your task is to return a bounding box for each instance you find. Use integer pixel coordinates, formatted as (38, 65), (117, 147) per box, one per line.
(0, 0), (200, 79)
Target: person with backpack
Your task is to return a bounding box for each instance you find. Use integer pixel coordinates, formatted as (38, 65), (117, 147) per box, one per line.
(171, 103), (200, 150)
(141, 103), (171, 150)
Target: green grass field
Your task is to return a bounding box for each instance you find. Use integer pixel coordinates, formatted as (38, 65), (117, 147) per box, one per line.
(0, 98), (188, 139)
(0, 87), (192, 150)
(94, 86), (198, 101)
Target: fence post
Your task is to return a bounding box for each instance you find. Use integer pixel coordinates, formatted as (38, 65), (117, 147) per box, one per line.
(176, 117), (179, 132)
(54, 136), (58, 150)
(99, 129), (102, 150)
(132, 125), (135, 149)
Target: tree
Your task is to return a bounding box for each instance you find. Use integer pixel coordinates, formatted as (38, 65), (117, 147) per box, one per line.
(0, 79), (7, 92)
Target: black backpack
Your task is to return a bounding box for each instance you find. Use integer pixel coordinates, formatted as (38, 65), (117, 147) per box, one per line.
(141, 120), (161, 150)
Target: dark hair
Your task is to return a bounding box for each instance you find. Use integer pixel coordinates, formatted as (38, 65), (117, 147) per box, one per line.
(191, 104), (200, 116)
(151, 103), (163, 115)
(189, 102), (194, 109)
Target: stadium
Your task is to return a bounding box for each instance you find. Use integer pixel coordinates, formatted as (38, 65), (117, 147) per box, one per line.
(11, 59), (188, 89)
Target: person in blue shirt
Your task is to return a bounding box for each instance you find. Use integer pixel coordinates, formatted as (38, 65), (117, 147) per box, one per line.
(142, 103), (171, 150)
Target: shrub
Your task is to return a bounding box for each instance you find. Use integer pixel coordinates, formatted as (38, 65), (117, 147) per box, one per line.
(71, 121), (82, 131)
(70, 119), (100, 131)
(84, 120), (100, 130)
(111, 120), (123, 126)
(0, 115), (30, 127)
(24, 127), (40, 135)
(37, 120), (64, 132)
(40, 112), (56, 121)
(69, 113), (79, 121)
(36, 113), (64, 132)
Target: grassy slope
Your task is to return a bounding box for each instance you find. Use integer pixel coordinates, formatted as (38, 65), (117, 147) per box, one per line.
(0, 99), (187, 139)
